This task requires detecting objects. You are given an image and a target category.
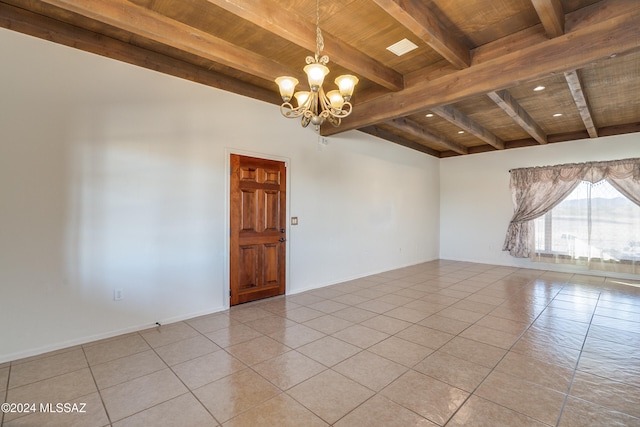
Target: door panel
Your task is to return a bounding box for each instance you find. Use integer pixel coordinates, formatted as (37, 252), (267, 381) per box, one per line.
(230, 154), (286, 305)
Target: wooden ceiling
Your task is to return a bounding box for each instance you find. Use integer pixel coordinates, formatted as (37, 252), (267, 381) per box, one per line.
(2, 0), (639, 157)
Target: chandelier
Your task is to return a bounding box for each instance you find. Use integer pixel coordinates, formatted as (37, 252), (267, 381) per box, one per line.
(275, 0), (359, 131)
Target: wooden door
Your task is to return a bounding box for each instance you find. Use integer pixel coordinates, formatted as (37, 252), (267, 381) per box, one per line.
(230, 154), (286, 305)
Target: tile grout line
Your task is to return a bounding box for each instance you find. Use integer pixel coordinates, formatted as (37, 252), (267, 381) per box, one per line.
(82, 338), (118, 427)
(552, 288), (602, 427)
(441, 274), (568, 426)
(141, 323), (226, 427)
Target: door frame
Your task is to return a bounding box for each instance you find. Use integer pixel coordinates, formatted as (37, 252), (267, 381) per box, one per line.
(224, 148), (291, 309)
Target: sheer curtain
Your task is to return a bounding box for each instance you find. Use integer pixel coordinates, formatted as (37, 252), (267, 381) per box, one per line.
(503, 159), (640, 271)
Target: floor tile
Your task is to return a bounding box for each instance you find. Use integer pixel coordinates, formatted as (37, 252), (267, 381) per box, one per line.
(474, 315), (530, 335)
(225, 336), (290, 365)
(256, 297), (301, 316)
(0, 366), (9, 390)
(268, 323), (325, 348)
(395, 324), (455, 349)
(243, 315), (296, 335)
(459, 324), (521, 349)
(3, 391), (109, 427)
(296, 336), (361, 367)
(287, 369), (374, 424)
(435, 306), (486, 323)
(154, 334), (220, 366)
(222, 393), (327, 427)
(4, 369), (97, 423)
(475, 370), (566, 425)
(577, 349), (640, 387)
(331, 306), (378, 323)
(359, 314), (412, 334)
(5, 260), (640, 427)
(252, 350), (326, 390)
(331, 324), (389, 349)
(380, 370), (468, 425)
(334, 394), (437, 427)
(172, 350), (246, 389)
(193, 369), (280, 423)
(368, 335), (434, 367)
(9, 346), (82, 366)
(227, 305), (273, 323)
(447, 395), (548, 427)
(282, 306), (325, 323)
(355, 299), (397, 314)
(569, 370), (640, 418)
(510, 334), (581, 368)
(186, 313), (236, 334)
(333, 350), (408, 391)
(413, 350), (491, 392)
(83, 334), (150, 366)
(495, 351), (574, 393)
(522, 324), (587, 351)
(140, 322), (200, 348)
(383, 306), (430, 323)
(587, 324), (640, 348)
(557, 396), (640, 427)
(308, 299), (350, 314)
(113, 393), (217, 427)
(286, 293), (326, 307)
(100, 368), (188, 422)
(417, 314), (472, 335)
(204, 323), (263, 348)
(303, 314), (354, 334)
(91, 349), (167, 389)
(8, 348), (88, 389)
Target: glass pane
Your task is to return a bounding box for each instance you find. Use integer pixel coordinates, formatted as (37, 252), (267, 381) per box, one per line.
(534, 180), (640, 264)
(591, 180), (640, 262)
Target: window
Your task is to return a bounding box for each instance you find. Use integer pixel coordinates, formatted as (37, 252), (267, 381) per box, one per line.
(533, 179), (640, 273)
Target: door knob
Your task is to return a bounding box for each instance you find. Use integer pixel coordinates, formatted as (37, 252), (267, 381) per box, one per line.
(280, 228), (286, 233)
(279, 237), (286, 242)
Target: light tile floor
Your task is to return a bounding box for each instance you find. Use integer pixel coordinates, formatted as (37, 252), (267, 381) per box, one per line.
(2, 260), (640, 426)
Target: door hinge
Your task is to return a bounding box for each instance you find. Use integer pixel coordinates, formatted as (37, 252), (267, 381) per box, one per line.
(230, 166), (232, 175)
(229, 290), (232, 297)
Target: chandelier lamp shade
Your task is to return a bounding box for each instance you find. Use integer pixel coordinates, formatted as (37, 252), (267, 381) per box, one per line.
(275, 0), (359, 131)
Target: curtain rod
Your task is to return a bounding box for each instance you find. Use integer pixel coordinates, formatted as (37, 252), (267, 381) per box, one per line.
(508, 157), (640, 174)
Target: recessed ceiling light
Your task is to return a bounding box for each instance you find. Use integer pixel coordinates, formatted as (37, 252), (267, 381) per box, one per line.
(425, 113), (434, 118)
(553, 113), (563, 117)
(458, 130), (465, 134)
(533, 85), (546, 91)
(386, 38), (418, 56)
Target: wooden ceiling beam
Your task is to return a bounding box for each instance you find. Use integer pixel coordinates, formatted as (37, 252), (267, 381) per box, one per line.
(431, 105), (505, 149)
(386, 118), (468, 154)
(37, 0), (293, 83)
(488, 90), (547, 145)
(531, 0), (564, 38)
(0, 2), (277, 103)
(206, 0), (403, 91)
(323, 3), (640, 135)
(371, 0), (470, 69)
(564, 70), (598, 138)
(359, 126), (441, 157)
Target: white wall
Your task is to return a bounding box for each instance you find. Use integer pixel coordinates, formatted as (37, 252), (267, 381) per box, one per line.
(0, 29), (440, 362)
(440, 134), (640, 276)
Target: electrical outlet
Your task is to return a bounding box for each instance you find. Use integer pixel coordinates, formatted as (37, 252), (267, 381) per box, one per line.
(114, 288), (123, 301)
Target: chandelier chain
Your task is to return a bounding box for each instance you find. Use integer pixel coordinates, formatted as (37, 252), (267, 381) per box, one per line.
(315, 0), (324, 61)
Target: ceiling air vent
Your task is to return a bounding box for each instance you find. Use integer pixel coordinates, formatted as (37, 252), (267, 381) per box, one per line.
(386, 38), (418, 56)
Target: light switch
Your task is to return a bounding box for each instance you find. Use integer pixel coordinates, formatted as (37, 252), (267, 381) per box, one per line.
(291, 217), (299, 225)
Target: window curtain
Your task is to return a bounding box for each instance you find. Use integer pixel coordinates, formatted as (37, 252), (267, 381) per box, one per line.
(503, 158), (640, 258)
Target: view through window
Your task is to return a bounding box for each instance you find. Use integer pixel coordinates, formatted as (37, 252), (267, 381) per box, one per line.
(534, 180), (640, 270)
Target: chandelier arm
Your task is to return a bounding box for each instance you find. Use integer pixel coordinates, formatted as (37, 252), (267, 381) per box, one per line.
(275, 0), (358, 131)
